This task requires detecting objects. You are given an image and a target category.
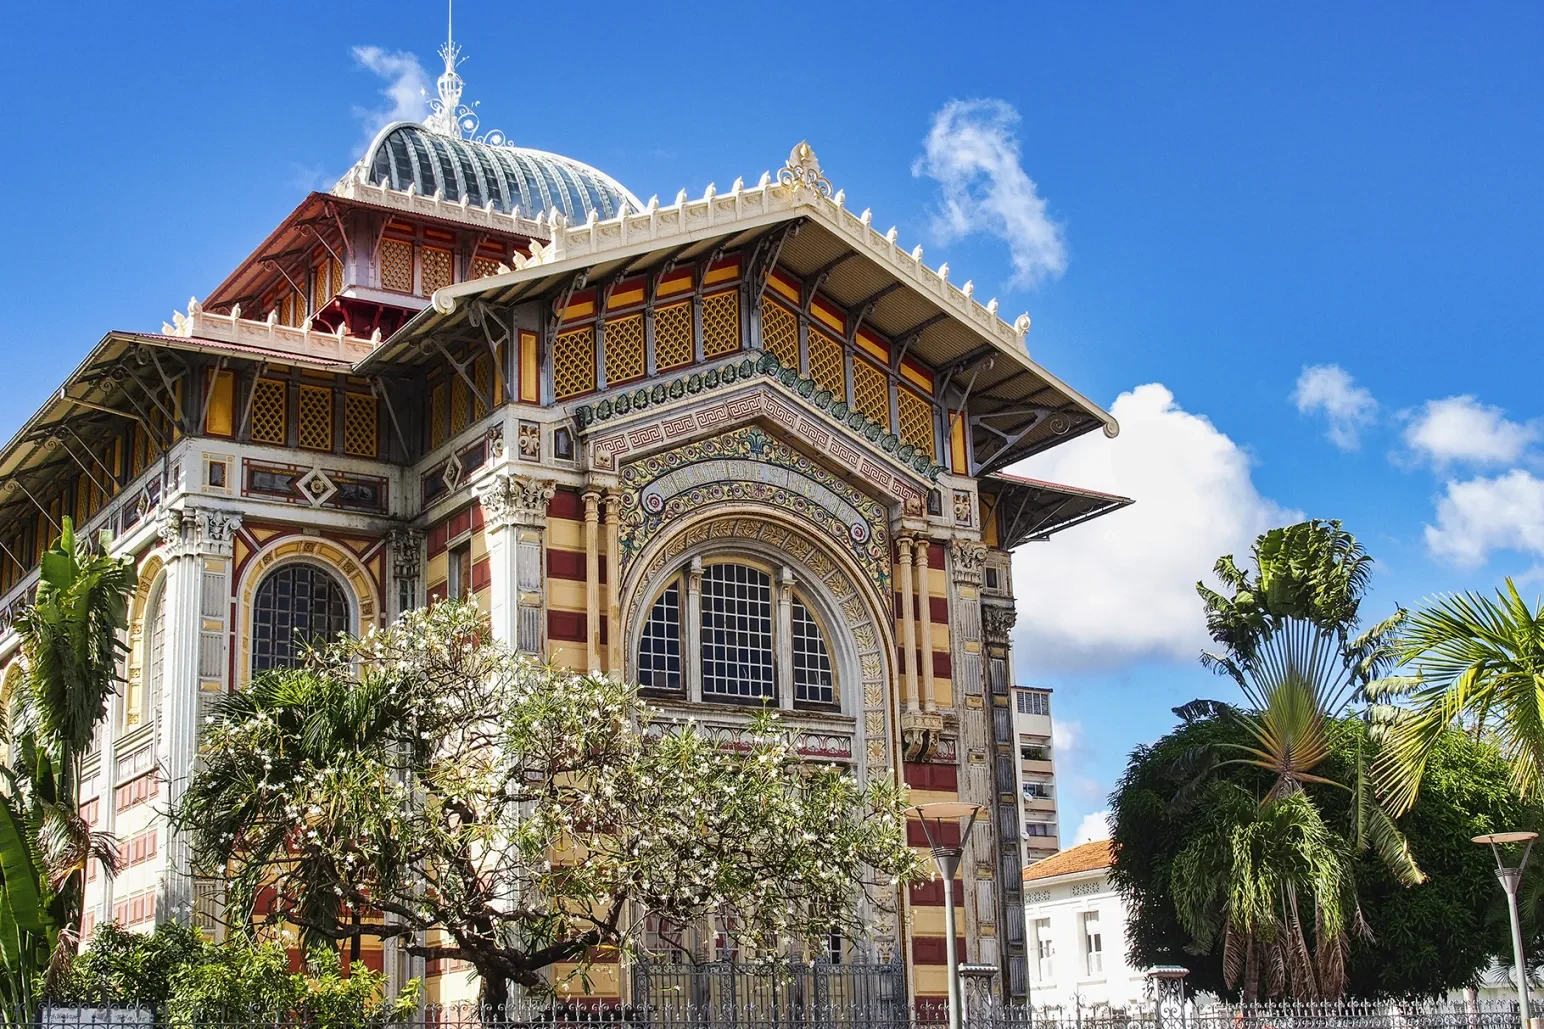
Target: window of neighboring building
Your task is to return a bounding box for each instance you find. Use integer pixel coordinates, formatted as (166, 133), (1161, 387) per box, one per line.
(1017, 689), (1050, 716)
(1023, 780), (1054, 800)
(1083, 911), (1104, 976)
(252, 564), (350, 673)
(1034, 918), (1054, 982)
(638, 561), (837, 709)
(1025, 821), (1055, 838)
(1020, 741), (1050, 762)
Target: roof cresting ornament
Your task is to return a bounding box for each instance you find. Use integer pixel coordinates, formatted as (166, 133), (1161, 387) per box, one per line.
(777, 141), (833, 198)
(422, 0), (511, 146)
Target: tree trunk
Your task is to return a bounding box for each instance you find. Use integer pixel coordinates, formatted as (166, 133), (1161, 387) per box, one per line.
(479, 964), (510, 1024)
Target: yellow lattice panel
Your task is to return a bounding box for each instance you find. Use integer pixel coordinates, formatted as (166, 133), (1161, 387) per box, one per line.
(852, 359), (889, 428)
(473, 354), (493, 418)
(553, 327), (596, 400)
(604, 313), (645, 384)
(421, 247), (452, 295)
(760, 297), (798, 369)
(471, 256), (502, 280)
(450, 377), (470, 435)
(249, 379), (287, 445)
(429, 384), (447, 450)
(808, 326), (845, 401)
(380, 239), (413, 292)
(702, 290), (740, 357)
(312, 263), (330, 315)
(298, 386), (333, 451)
(343, 393), (378, 458)
(653, 302), (692, 370)
(898, 388), (936, 458)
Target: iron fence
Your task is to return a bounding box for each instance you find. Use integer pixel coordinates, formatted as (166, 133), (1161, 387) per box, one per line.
(32, 998), (1530, 1029)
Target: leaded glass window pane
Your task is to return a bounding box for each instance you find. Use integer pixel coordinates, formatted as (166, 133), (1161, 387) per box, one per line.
(791, 597), (834, 705)
(700, 564), (773, 700)
(638, 582), (682, 691)
(252, 564), (350, 674)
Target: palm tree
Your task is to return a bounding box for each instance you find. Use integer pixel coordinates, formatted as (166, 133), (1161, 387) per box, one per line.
(1169, 521), (1423, 1000)
(0, 517), (136, 1010)
(1372, 579), (1544, 814)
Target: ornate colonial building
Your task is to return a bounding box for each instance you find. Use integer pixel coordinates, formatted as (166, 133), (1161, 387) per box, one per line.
(0, 28), (1129, 1010)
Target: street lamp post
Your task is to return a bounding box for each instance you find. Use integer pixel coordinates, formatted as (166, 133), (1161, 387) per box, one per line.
(1475, 831), (1538, 1027)
(910, 802), (985, 1029)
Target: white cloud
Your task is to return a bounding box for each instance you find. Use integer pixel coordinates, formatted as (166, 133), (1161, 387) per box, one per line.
(1009, 383), (1296, 671)
(1404, 395), (1538, 467)
(351, 46), (430, 140)
(1292, 364), (1378, 450)
(1425, 469), (1544, 567)
(912, 99), (1067, 288)
(1073, 809), (1112, 846)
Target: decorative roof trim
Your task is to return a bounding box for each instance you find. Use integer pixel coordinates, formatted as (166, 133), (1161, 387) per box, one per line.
(161, 297), (379, 366)
(428, 143), (1118, 441)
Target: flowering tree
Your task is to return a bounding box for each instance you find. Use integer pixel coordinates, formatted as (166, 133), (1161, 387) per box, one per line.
(178, 600), (924, 1009)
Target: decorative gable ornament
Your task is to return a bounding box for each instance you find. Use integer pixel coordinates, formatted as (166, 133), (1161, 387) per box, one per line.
(294, 466), (337, 508)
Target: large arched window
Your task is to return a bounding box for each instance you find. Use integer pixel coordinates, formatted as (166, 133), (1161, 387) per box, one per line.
(636, 561), (836, 709)
(252, 564), (351, 673)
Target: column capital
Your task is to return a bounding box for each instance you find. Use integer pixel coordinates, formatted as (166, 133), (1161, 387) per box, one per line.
(949, 538), (988, 586)
(158, 506), (241, 559)
(478, 473), (556, 530)
(981, 601), (1017, 646)
(387, 528), (425, 583)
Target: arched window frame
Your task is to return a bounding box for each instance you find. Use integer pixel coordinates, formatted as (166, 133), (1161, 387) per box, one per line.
(250, 561), (354, 676)
(635, 556), (840, 712)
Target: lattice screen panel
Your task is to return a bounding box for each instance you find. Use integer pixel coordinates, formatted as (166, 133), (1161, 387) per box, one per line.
(311, 263), (330, 316)
(852, 359), (890, 428)
(808, 327), (845, 401)
(249, 379), (287, 445)
(343, 393), (378, 458)
(429, 384), (447, 450)
(760, 298), (798, 369)
(898, 388), (936, 458)
(604, 314), (645, 384)
(473, 354), (493, 417)
(653, 302), (692, 370)
(297, 386), (334, 451)
(450, 377), (470, 435)
(379, 239), (413, 292)
(470, 256), (502, 280)
(420, 247), (453, 295)
(702, 290), (740, 357)
(553, 327), (597, 400)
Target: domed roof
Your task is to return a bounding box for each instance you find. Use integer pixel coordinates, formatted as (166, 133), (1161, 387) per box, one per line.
(362, 122), (641, 223)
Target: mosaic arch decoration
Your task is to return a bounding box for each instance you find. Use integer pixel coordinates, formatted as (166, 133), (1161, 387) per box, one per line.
(617, 425), (891, 601)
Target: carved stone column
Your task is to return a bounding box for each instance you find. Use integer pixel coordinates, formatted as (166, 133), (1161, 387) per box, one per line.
(980, 597), (1028, 1001)
(916, 539), (936, 712)
(897, 537), (919, 713)
(155, 506), (240, 928)
(477, 474), (555, 654)
(945, 539), (1005, 992)
(604, 489), (623, 677)
(583, 490), (601, 671)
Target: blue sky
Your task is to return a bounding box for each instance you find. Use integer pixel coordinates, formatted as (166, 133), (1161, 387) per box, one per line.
(3, 3), (1542, 843)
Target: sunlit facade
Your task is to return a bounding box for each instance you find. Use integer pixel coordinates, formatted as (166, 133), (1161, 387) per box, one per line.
(0, 24), (1130, 1010)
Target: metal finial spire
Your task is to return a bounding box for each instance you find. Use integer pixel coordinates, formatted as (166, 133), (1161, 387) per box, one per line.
(421, 0), (511, 145)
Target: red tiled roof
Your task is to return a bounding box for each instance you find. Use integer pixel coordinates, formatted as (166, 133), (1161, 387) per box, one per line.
(1022, 839), (1113, 882)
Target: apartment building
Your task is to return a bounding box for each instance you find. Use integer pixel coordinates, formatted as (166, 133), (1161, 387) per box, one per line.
(1013, 686), (1060, 864)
